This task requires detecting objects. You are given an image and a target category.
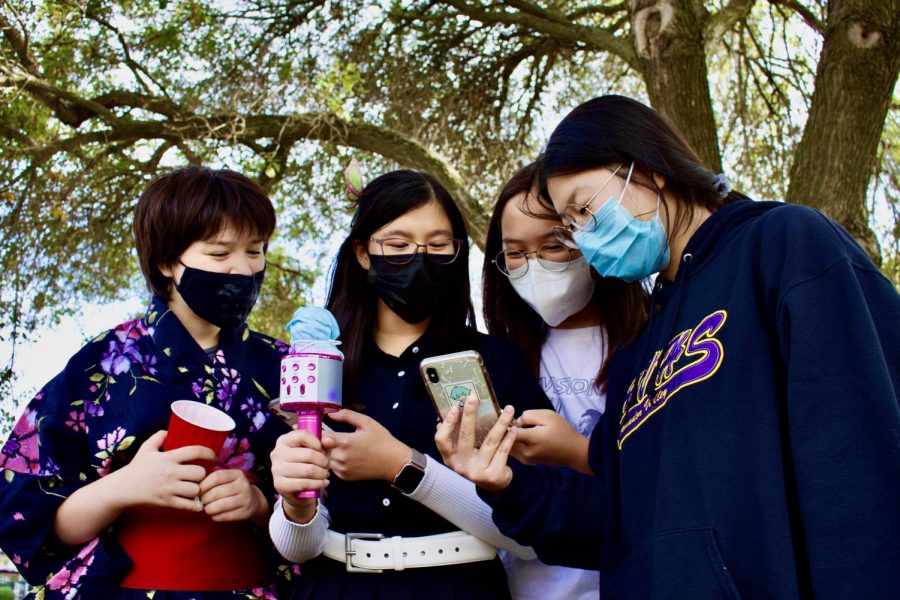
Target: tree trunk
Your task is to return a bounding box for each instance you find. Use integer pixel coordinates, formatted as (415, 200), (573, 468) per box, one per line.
(630, 0), (724, 172)
(787, 0), (900, 263)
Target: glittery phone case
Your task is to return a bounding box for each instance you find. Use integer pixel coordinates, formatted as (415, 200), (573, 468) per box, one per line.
(419, 350), (501, 447)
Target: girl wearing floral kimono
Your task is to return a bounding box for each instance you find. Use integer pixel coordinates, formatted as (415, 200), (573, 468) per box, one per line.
(0, 167), (292, 599)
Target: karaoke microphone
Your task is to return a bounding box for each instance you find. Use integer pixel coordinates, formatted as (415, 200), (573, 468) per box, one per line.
(279, 307), (343, 499)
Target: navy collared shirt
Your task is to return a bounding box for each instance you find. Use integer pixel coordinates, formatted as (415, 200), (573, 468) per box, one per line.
(324, 328), (553, 537)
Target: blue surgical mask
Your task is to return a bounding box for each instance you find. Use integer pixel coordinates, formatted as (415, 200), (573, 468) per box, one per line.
(571, 165), (670, 282)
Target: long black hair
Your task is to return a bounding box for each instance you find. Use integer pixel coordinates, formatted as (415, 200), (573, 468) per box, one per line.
(483, 162), (648, 389)
(541, 95), (748, 238)
(327, 169), (477, 405)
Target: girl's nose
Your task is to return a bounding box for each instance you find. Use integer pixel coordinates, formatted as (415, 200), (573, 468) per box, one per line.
(230, 256), (255, 275)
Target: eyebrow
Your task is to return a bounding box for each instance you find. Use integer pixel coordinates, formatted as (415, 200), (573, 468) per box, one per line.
(204, 238), (267, 246)
(379, 228), (454, 238)
(564, 185), (595, 207)
(502, 231), (558, 245)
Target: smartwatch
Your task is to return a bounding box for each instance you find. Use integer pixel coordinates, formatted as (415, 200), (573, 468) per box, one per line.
(392, 448), (427, 494)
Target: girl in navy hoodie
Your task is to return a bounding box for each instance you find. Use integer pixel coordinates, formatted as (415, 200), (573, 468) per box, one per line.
(437, 95), (900, 600)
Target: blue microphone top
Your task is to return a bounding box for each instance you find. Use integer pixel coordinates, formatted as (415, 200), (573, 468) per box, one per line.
(285, 306), (340, 343)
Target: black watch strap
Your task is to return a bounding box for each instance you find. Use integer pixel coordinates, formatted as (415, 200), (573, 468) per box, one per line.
(392, 449), (427, 494)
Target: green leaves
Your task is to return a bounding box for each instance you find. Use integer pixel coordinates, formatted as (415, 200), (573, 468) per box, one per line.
(0, 0), (896, 420)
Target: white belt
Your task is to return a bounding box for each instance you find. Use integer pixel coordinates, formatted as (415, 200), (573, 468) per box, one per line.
(323, 529), (497, 572)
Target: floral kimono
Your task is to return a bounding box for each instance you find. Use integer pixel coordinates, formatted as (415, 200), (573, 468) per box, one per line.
(0, 296), (298, 599)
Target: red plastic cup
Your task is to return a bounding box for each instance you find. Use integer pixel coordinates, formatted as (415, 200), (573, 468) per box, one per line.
(163, 400), (235, 467)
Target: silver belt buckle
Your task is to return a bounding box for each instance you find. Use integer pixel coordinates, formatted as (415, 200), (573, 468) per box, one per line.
(345, 532), (385, 573)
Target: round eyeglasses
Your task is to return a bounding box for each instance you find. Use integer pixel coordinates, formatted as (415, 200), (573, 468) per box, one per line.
(552, 225), (580, 250)
(558, 163), (629, 234)
(370, 236), (463, 265)
(493, 242), (579, 278)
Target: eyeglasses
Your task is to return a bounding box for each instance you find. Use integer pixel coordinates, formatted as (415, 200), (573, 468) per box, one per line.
(493, 242), (579, 278)
(557, 163), (628, 233)
(370, 236), (463, 265)
(553, 162), (632, 249)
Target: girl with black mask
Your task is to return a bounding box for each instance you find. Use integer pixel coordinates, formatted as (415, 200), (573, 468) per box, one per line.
(268, 169), (552, 599)
(0, 167), (293, 598)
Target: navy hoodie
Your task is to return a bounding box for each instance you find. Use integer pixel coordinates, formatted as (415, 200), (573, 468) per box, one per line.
(483, 200), (900, 599)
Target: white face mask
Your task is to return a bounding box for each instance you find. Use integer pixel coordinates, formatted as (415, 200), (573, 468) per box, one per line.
(508, 256), (596, 327)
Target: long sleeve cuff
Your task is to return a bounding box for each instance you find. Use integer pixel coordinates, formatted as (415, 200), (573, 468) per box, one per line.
(268, 497), (330, 563)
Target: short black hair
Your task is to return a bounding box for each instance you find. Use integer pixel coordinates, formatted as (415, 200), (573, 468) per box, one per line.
(133, 166), (276, 300)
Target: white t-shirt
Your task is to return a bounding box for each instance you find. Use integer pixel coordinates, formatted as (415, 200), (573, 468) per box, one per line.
(502, 325), (606, 600)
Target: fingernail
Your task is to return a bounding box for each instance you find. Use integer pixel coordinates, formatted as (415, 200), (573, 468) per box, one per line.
(448, 406), (458, 416)
(503, 405), (514, 415)
(466, 396), (477, 406)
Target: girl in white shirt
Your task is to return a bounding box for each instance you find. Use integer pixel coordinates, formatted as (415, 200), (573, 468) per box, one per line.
(482, 162), (647, 599)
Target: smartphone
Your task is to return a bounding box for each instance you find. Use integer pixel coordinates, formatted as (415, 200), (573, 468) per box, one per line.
(419, 350), (501, 447)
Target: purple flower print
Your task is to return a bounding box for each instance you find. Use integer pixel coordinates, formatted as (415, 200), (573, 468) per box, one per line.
(249, 587), (279, 600)
(85, 400), (104, 418)
(97, 427), (126, 455)
(141, 353), (158, 377)
(218, 436), (255, 472)
(44, 458), (61, 478)
(215, 368), (241, 411)
(273, 339), (290, 355)
(1, 407), (40, 474)
(240, 396), (268, 432)
(99, 321), (148, 376)
(46, 537), (98, 595)
(213, 349), (227, 365)
(192, 376), (215, 404)
(94, 426), (135, 476)
(65, 410), (86, 433)
(100, 341), (133, 375)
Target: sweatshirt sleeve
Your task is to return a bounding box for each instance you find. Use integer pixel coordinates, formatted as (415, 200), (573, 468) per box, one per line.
(405, 455), (535, 559)
(478, 334), (554, 414)
(478, 458), (604, 570)
(776, 253), (900, 599)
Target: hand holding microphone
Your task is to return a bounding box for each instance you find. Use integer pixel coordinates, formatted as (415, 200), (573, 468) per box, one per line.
(276, 307), (343, 499)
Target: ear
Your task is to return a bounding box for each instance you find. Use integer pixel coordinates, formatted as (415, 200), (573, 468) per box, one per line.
(353, 240), (370, 271)
(652, 172), (666, 191)
(159, 262), (176, 278)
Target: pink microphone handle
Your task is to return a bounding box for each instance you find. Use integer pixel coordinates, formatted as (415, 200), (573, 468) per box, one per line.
(296, 409), (323, 499)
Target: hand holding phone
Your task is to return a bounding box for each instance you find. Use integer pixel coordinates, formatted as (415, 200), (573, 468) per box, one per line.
(419, 350), (501, 447)
(434, 397), (517, 494)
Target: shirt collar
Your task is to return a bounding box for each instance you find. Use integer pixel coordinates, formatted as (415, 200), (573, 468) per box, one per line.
(364, 327), (437, 363)
(142, 295), (251, 371)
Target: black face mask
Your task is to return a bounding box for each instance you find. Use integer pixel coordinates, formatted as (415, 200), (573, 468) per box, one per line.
(367, 253), (457, 324)
(175, 264), (265, 330)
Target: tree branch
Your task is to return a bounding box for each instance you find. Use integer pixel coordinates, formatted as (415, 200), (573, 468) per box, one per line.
(440, 0), (639, 69)
(705, 0), (757, 50)
(5, 86), (490, 244)
(0, 66), (122, 126)
(0, 12), (37, 74)
(81, 8), (174, 101)
(501, 1), (570, 27)
(267, 258), (306, 279)
(767, 0), (824, 34)
(567, 3), (628, 21)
